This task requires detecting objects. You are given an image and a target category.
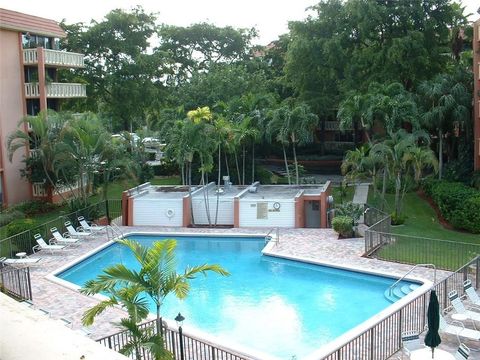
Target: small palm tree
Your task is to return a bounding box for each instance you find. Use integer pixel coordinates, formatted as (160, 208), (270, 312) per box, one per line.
(81, 239), (229, 338)
(403, 146), (438, 185)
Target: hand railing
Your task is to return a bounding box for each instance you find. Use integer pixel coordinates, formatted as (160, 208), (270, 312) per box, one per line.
(388, 263), (436, 296)
(265, 227), (280, 245)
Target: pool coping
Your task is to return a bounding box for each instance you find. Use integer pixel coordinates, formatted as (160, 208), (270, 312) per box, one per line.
(46, 230), (432, 360)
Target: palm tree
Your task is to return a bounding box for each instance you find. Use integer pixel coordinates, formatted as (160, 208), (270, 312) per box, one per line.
(81, 239), (229, 339)
(269, 103), (318, 185)
(403, 147), (438, 185)
(83, 285), (172, 360)
(234, 117), (260, 185)
(417, 73), (470, 179)
(7, 110), (72, 202)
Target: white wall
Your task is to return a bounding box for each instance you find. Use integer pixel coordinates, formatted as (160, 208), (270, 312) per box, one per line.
(239, 199), (295, 228)
(192, 198), (234, 225)
(133, 198), (183, 226)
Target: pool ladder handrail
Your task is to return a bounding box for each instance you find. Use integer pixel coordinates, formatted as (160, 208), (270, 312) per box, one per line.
(106, 222), (124, 241)
(388, 263), (436, 296)
(265, 227), (280, 245)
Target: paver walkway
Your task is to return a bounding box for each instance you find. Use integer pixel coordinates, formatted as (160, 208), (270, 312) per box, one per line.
(20, 226), (478, 359)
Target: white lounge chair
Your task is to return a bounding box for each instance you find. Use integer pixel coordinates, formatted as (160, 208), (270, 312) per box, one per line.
(439, 314), (480, 343)
(50, 227), (80, 245)
(0, 256), (41, 267)
(64, 221), (91, 237)
(463, 280), (480, 307)
(455, 343), (470, 360)
(78, 216), (105, 232)
(400, 330), (423, 358)
(449, 290), (480, 322)
(32, 234), (65, 254)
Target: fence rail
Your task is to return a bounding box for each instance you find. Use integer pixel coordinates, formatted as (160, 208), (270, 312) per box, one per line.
(321, 255), (480, 360)
(0, 263), (32, 301)
(97, 320), (251, 360)
(0, 199), (122, 259)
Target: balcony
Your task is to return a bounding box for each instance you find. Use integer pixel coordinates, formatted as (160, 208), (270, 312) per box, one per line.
(324, 121), (353, 131)
(23, 49), (84, 68)
(24, 83), (86, 98)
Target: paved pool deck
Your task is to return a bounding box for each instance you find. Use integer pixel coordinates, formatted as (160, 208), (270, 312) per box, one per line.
(21, 226), (478, 358)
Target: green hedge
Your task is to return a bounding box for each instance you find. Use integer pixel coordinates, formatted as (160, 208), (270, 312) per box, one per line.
(423, 179), (480, 233)
(332, 216), (354, 238)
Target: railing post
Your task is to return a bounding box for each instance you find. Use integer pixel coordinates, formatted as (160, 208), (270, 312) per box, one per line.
(211, 347), (216, 360)
(105, 199), (111, 225)
(179, 326), (185, 360)
(107, 337), (112, 349)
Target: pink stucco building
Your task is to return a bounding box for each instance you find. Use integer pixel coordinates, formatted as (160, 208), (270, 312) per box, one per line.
(0, 8), (86, 205)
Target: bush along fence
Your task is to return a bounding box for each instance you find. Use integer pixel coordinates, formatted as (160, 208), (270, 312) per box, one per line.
(0, 263), (32, 301)
(0, 199), (122, 259)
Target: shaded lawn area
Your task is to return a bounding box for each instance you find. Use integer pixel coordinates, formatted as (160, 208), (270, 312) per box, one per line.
(331, 185), (355, 205)
(367, 189), (480, 270)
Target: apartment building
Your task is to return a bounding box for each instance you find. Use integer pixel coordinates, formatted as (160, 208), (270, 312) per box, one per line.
(474, 19), (480, 171)
(0, 8), (86, 206)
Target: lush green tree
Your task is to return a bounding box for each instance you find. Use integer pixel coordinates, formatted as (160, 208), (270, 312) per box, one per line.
(83, 285), (172, 360)
(82, 239), (229, 339)
(268, 103), (318, 184)
(61, 7), (165, 131)
(157, 23), (256, 85)
(417, 71), (470, 179)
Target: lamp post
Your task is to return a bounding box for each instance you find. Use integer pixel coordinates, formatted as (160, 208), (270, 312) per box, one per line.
(175, 312), (185, 360)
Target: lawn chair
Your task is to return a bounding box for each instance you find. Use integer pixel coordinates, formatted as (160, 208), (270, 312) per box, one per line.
(449, 290), (480, 323)
(0, 256), (41, 267)
(400, 330), (423, 359)
(32, 234), (65, 254)
(454, 343), (470, 360)
(64, 221), (91, 237)
(463, 280), (480, 308)
(439, 314), (480, 344)
(77, 216), (105, 232)
(50, 227), (80, 245)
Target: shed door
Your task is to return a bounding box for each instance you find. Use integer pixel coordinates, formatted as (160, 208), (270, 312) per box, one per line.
(305, 200), (320, 228)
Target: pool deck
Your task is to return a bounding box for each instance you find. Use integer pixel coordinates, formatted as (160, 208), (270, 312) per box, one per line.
(23, 226), (478, 358)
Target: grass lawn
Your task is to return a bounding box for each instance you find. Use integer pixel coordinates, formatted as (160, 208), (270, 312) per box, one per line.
(367, 188), (480, 270)
(331, 184), (355, 205)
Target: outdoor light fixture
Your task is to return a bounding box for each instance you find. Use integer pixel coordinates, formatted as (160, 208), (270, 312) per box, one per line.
(175, 313), (186, 360)
(175, 312), (185, 327)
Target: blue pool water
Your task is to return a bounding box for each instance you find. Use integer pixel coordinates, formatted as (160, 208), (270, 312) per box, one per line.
(59, 234), (414, 359)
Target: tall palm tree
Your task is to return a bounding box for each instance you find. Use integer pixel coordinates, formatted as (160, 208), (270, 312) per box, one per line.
(7, 110), (72, 202)
(83, 285), (172, 360)
(417, 73), (470, 179)
(266, 109), (291, 184)
(403, 146), (439, 185)
(81, 239), (229, 338)
(269, 103), (318, 185)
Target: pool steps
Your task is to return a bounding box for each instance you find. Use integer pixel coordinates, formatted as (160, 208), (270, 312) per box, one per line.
(384, 283), (421, 303)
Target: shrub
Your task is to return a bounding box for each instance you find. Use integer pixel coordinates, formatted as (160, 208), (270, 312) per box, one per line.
(390, 212), (406, 226)
(0, 210), (25, 227)
(335, 202), (363, 225)
(6, 218), (38, 237)
(422, 179), (480, 233)
(332, 216), (354, 238)
(152, 161), (178, 176)
(13, 200), (57, 216)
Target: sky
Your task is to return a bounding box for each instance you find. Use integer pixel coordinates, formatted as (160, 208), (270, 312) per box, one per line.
(0, 0), (479, 45)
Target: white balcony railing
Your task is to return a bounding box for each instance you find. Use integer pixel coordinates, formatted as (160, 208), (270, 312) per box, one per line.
(324, 121), (353, 131)
(23, 48), (84, 68)
(32, 183), (46, 197)
(47, 83), (86, 98)
(24, 83), (86, 98)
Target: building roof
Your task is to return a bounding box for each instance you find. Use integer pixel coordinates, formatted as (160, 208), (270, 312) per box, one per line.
(0, 8), (66, 38)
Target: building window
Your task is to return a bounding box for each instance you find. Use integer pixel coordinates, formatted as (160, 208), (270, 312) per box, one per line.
(26, 99), (40, 116)
(22, 33), (54, 49)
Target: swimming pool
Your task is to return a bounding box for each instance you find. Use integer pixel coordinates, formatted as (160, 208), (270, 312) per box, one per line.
(57, 234), (418, 359)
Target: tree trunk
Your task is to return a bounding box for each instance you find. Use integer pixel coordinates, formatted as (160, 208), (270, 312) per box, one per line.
(234, 150), (241, 185)
(381, 167), (387, 212)
(187, 162), (195, 225)
(214, 144), (221, 227)
(438, 129), (443, 180)
(292, 143), (299, 185)
(200, 155), (211, 226)
(181, 163), (185, 186)
(242, 145), (246, 185)
(224, 152), (230, 178)
(282, 144), (291, 185)
(251, 143), (255, 184)
(394, 172), (401, 216)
